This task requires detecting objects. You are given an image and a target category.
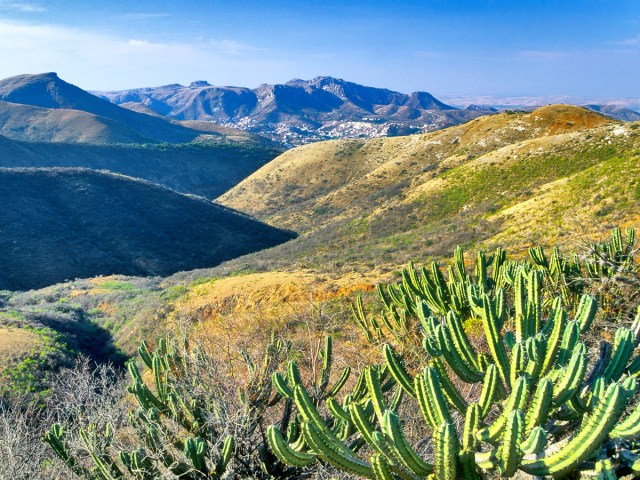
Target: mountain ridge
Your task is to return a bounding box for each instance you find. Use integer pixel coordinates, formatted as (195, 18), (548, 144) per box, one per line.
(95, 76), (495, 145)
(0, 73), (274, 145)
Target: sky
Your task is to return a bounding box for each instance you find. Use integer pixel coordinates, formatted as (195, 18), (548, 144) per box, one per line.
(0, 0), (638, 99)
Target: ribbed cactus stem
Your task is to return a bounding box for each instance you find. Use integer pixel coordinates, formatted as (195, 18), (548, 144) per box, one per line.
(434, 422), (459, 480)
(521, 383), (627, 477)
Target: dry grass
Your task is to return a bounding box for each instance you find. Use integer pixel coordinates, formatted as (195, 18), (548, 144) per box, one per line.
(0, 327), (40, 365)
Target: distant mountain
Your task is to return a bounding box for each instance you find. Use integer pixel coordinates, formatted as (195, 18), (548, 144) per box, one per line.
(0, 73), (272, 145)
(95, 76), (496, 145)
(584, 104), (640, 122)
(0, 168), (295, 290)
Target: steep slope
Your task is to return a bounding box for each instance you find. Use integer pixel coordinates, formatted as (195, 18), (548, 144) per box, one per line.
(0, 73), (270, 145)
(0, 100), (151, 143)
(0, 134), (281, 198)
(585, 104), (640, 122)
(218, 105), (639, 270)
(220, 105), (613, 231)
(96, 76), (495, 145)
(0, 168), (295, 291)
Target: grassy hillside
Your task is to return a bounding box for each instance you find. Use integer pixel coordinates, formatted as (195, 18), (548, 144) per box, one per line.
(0, 168), (295, 291)
(2, 105), (638, 400)
(218, 105), (639, 271)
(0, 135), (281, 198)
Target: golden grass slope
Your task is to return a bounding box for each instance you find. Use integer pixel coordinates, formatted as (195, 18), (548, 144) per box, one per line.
(218, 105), (639, 272)
(219, 105), (612, 232)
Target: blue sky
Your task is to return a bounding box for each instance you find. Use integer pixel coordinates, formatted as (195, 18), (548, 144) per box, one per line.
(0, 0), (638, 98)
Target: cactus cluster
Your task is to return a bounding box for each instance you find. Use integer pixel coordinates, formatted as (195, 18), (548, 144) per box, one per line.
(270, 240), (640, 478)
(46, 334), (291, 479)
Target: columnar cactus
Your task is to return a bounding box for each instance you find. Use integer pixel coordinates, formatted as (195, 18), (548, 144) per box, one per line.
(46, 334), (292, 479)
(270, 241), (640, 479)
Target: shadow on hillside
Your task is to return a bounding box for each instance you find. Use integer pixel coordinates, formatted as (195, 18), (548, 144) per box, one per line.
(33, 312), (128, 367)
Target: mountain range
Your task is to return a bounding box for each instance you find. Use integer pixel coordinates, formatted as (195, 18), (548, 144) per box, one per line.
(0, 73), (282, 198)
(95, 76), (497, 145)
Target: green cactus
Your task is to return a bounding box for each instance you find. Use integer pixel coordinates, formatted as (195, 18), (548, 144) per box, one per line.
(269, 239), (640, 479)
(46, 333), (295, 479)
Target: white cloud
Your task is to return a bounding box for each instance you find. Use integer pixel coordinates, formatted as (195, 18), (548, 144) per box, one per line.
(0, 20), (286, 89)
(518, 50), (567, 60)
(613, 34), (640, 46)
(122, 13), (171, 20)
(0, 2), (45, 12)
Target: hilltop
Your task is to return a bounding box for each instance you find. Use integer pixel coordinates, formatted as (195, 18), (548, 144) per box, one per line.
(0, 168), (295, 291)
(219, 105), (640, 270)
(95, 76), (495, 145)
(0, 73), (272, 146)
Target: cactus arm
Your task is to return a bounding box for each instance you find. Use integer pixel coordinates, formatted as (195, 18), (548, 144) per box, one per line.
(541, 306), (567, 376)
(478, 364), (499, 418)
(366, 367), (387, 426)
(138, 340), (153, 369)
(383, 344), (416, 398)
(293, 384), (355, 458)
(435, 325), (483, 383)
(434, 422), (459, 480)
(301, 421), (374, 477)
(272, 372), (294, 398)
(267, 425), (316, 467)
(459, 403), (481, 480)
(383, 411), (434, 476)
(556, 321), (580, 366)
(422, 367), (452, 426)
(525, 378), (553, 434)
(510, 342), (527, 387)
(478, 293), (510, 387)
(521, 426), (547, 455)
(603, 328), (635, 382)
(520, 383), (627, 477)
(215, 435), (235, 475)
(184, 437), (208, 474)
(611, 400), (640, 440)
(576, 295), (598, 333)
(552, 343), (588, 406)
(328, 366), (351, 398)
(44, 424), (95, 479)
(446, 311), (479, 370)
(477, 376), (529, 443)
(415, 373), (438, 431)
(526, 270), (542, 336)
(498, 409), (524, 478)
(371, 454), (395, 480)
(432, 358), (468, 414)
(327, 397), (352, 423)
(318, 336), (333, 393)
(514, 270), (527, 342)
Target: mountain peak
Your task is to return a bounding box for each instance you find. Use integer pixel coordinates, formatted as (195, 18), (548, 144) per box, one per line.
(189, 80), (211, 88)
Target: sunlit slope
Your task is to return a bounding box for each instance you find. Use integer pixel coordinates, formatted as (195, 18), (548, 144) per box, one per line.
(220, 105), (612, 231)
(219, 106), (639, 270)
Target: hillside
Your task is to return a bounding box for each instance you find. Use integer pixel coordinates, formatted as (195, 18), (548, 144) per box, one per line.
(0, 134), (281, 198)
(0, 168), (295, 291)
(219, 105), (640, 270)
(95, 76), (495, 145)
(0, 73), (271, 145)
